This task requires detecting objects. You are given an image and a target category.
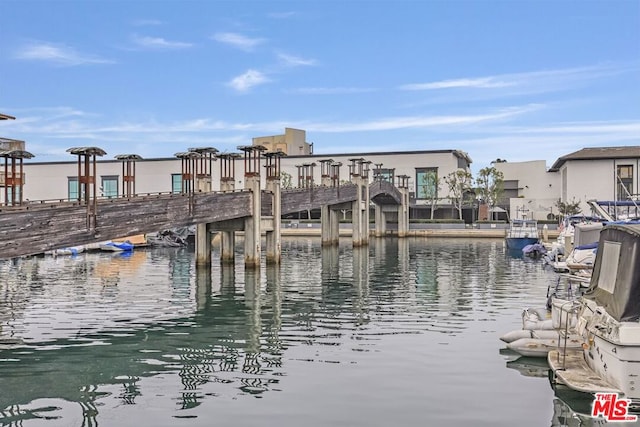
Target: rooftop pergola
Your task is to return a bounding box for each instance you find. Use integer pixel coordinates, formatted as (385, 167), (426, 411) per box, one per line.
(238, 145), (267, 177)
(1, 149), (34, 206)
(114, 154), (143, 197)
(263, 151), (286, 180)
(66, 147), (106, 224)
(188, 147), (218, 180)
(175, 151), (203, 194)
(217, 153), (242, 183)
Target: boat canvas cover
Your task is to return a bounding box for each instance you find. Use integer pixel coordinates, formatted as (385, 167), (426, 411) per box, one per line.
(584, 224), (640, 322)
(573, 223), (603, 247)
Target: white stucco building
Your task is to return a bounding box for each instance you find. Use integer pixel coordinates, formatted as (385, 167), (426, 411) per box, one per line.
(493, 160), (560, 220)
(549, 147), (640, 214)
(2, 144), (474, 220)
(493, 146), (640, 221)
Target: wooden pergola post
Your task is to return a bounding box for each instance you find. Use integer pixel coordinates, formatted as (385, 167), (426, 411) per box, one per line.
(67, 146), (106, 229)
(115, 154), (143, 198)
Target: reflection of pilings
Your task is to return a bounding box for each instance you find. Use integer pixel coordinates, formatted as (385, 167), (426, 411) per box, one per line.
(321, 245), (340, 281)
(265, 265), (282, 358)
(374, 237), (387, 265)
(352, 246), (370, 325)
(398, 237), (410, 283)
(220, 263), (236, 293)
(195, 267), (212, 311)
(244, 268), (262, 355)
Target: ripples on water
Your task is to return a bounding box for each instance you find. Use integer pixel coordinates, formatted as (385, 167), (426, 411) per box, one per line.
(0, 238), (607, 426)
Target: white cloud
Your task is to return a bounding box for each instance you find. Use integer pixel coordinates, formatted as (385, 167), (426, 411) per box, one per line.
(305, 105), (542, 132)
(227, 70), (270, 92)
(132, 35), (193, 49)
(9, 103), (638, 166)
(400, 63), (634, 92)
(291, 87), (377, 95)
(212, 32), (265, 51)
(401, 77), (514, 90)
(277, 53), (317, 67)
(14, 42), (114, 66)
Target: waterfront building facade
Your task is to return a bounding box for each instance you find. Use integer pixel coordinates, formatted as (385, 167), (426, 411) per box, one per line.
(6, 148), (473, 220)
(493, 160), (560, 220)
(549, 146), (640, 214)
(494, 146), (640, 221)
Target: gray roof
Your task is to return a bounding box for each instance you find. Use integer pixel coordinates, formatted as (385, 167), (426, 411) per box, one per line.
(550, 146), (640, 171)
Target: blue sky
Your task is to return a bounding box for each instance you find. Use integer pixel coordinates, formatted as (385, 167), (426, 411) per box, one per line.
(1, 0), (639, 172)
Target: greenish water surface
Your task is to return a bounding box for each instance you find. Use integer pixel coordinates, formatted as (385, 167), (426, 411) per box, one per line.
(0, 238), (607, 426)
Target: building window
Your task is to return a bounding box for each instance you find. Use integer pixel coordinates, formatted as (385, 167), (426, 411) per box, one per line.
(68, 177), (81, 201)
(171, 173), (182, 194)
(416, 168), (438, 199)
(101, 175), (118, 198)
(4, 187), (20, 205)
(374, 168), (394, 183)
(617, 165), (633, 200)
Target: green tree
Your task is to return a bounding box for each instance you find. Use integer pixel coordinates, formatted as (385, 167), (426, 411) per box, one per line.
(475, 166), (504, 219)
(280, 171), (293, 189)
(419, 172), (441, 220)
(555, 197), (582, 218)
(444, 169), (473, 220)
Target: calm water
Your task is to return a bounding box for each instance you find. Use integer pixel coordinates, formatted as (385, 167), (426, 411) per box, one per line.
(0, 238), (622, 426)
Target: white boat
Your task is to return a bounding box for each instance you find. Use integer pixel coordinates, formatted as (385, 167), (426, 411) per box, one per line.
(502, 298), (583, 357)
(47, 246), (85, 256)
(508, 335), (583, 358)
(99, 241), (134, 252)
(544, 217), (605, 272)
(549, 223), (640, 405)
(505, 219), (540, 251)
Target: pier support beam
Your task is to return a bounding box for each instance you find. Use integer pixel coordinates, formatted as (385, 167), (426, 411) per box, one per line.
(330, 208), (339, 245)
(220, 231), (236, 264)
(397, 175), (410, 238)
(265, 178), (282, 264)
(352, 185), (363, 246)
(239, 145), (266, 269)
(265, 152), (284, 264)
(362, 179), (370, 245)
(321, 203), (341, 246)
(195, 222), (213, 266)
(349, 158), (371, 247)
(244, 174), (262, 268)
(374, 204), (387, 237)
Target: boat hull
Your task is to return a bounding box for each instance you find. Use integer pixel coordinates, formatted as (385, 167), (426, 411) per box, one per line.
(584, 332), (640, 400)
(506, 237), (540, 251)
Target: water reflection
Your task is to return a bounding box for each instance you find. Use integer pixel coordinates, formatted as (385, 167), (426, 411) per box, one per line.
(0, 238), (563, 426)
(550, 389), (622, 426)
